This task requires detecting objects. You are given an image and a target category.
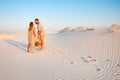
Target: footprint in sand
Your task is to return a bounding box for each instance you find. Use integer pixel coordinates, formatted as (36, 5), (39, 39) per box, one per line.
(51, 56), (55, 60)
(56, 49), (60, 52)
(117, 64), (120, 67)
(70, 61), (74, 64)
(81, 56), (97, 64)
(55, 49), (63, 55)
(106, 59), (112, 62)
(96, 68), (101, 71)
(114, 73), (120, 79)
(52, 50), (67, 62)
(96, 67), (106, 72)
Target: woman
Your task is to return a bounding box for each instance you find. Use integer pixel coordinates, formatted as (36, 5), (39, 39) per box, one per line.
(27, 22), (36, 53)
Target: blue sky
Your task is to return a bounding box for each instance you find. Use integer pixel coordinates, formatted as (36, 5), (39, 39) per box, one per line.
(0, 0), (120, 33)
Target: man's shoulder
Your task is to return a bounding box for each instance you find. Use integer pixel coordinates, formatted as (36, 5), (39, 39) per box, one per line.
(39, 23), (43, 27)
(38, 24), (44, 29)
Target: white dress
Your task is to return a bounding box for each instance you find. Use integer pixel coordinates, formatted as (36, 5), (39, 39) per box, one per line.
(28, 27), (36, 45)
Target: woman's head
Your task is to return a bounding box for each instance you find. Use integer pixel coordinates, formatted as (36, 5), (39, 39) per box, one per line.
(35, 18), (40, 24)
(29, 22), (34, 31)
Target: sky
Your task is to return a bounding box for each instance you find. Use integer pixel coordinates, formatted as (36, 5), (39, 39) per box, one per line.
(0, 0), (120, 33)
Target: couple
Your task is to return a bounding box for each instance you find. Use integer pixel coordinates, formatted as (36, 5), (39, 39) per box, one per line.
(27, 18), (45, 53)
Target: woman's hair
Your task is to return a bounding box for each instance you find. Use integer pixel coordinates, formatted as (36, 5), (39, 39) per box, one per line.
(28, 22), (34, 31)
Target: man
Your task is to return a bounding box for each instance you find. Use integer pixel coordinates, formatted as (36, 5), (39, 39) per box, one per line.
(35, 18), (45, 51)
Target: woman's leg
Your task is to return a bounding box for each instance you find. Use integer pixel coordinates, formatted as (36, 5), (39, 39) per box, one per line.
(28, 43), (33, 53)
(31, 44), (33, 53)
(27, 43), (30, 52)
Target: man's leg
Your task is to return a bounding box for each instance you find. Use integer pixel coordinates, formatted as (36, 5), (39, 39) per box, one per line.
(40, 35), (45, 51)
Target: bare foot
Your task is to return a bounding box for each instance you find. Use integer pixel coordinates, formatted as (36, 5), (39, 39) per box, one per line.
(40, 47), (44, 51)
(27, 50), (33, 54)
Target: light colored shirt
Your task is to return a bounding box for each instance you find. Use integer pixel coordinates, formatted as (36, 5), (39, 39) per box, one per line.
(37, 23), (45, 36)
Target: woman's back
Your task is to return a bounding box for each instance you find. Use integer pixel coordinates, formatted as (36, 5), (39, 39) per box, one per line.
(28, 27), (36, 44)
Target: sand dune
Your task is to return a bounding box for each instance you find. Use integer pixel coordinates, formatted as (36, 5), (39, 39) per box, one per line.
(0, 33), (16, 39)
(0, 27), (120, 80)
(59, 26), (95, 33)
(111, 24), (120, 27)
(110, 25), (120, 33)
(59, 27), (73, 33)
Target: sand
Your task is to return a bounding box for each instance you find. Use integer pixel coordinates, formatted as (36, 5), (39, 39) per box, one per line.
(0, 26), (120, 80)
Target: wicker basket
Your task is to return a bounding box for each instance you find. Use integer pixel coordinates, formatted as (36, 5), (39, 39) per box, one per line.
(35, 41), (41, 47)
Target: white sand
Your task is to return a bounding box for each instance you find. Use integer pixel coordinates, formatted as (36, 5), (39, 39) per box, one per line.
(0, 27), (120, 80)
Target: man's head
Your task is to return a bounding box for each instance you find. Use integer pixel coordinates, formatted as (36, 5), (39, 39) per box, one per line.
(35, 18), (39, 25)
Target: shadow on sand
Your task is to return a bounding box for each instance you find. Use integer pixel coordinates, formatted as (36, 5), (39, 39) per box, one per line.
(4, 39), (27, 51)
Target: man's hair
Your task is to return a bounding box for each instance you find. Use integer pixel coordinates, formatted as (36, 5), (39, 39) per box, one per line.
(35, 18), (39, 21)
